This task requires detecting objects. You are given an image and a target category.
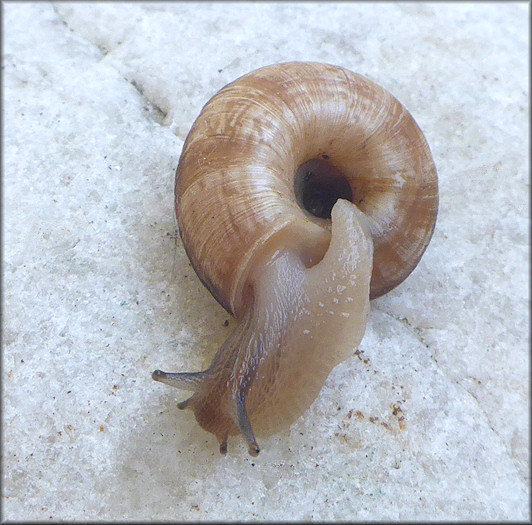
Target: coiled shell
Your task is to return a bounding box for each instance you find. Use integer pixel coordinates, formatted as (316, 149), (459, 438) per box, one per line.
(176, 61), (438, 316)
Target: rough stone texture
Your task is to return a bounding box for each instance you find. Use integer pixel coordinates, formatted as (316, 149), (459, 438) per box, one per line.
(2, 2), (529, 521)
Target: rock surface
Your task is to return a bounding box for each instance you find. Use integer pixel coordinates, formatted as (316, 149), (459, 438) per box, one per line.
(3, 2), (528, 521)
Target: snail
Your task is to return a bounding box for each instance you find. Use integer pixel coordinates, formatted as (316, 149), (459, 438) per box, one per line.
(152, 62), (438, 456)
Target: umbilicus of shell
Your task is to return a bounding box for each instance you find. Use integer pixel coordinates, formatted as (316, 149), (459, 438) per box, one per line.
(152, 62), (438, 457)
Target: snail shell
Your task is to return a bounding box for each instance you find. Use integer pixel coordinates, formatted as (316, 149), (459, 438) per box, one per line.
(153, 62), (438, 456)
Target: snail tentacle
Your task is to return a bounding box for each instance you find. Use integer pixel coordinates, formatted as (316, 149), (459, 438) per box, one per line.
(236, 392), (260, 457)
(151, 369), (209, 392)
(176, 397), (194, 410)
(218, 433), (229, 455)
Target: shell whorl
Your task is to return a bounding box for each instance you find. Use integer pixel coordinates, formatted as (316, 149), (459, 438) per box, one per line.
(176, 61), (438, 317)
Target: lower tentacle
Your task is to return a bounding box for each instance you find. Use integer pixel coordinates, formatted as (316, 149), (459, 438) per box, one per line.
(218, 433), (228, 455)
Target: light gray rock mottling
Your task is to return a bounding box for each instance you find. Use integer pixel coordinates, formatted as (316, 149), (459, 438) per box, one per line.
(3, 2), (528, 521)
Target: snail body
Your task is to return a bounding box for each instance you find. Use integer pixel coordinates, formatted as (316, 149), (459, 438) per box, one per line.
(153, 62), (438, 456)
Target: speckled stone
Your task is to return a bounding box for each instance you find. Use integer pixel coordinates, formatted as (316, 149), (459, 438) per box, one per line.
(3, 2), (528, 521)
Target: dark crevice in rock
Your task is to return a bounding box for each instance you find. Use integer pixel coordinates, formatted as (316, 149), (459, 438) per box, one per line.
(51, 3), (169, 128)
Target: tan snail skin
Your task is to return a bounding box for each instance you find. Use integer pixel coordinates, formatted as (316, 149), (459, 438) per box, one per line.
(152, 61), (438, 456)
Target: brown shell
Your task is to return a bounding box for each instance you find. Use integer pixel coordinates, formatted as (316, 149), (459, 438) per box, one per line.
(176, 61), (438, 316)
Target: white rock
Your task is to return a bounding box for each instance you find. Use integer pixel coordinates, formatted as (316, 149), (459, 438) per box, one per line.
(3, 2), (528, 521)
